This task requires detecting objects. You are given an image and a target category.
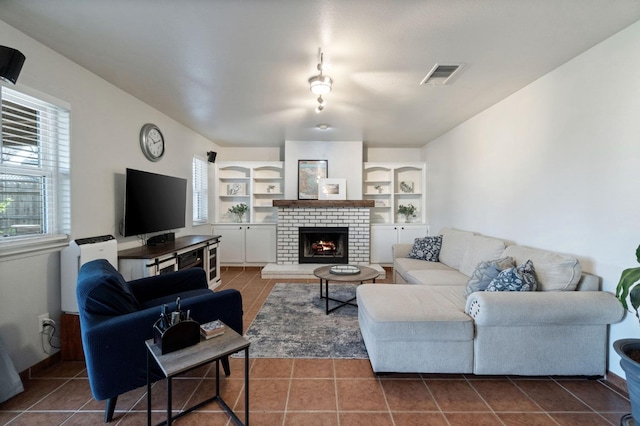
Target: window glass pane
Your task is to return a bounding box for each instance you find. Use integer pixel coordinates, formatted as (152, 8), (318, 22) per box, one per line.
(0, 173), (45, 237)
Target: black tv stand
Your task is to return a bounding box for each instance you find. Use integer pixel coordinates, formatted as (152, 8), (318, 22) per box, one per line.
(118, 235), (221, 288)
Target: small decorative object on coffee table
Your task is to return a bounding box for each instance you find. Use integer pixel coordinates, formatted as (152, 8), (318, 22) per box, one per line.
(330, 265), (360, 275)
(314, 265), (380, 314)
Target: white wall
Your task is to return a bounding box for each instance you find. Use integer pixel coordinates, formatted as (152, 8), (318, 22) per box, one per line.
(216, 146), (282, 162)
(424, 20), (640, 377)
(284, 141), (363, 200)
(0, 20), (221, 371)
(365, 147), (424, 163)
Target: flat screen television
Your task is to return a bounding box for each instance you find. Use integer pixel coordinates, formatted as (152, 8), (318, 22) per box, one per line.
(123, 168), (187, 237)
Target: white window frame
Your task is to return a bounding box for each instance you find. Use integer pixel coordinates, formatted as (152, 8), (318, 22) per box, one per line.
(0, 85), (71, 255)
(192, 155), (208, 225)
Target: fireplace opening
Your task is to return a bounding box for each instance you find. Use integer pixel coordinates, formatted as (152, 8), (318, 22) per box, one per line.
(299, 227), (348, 264)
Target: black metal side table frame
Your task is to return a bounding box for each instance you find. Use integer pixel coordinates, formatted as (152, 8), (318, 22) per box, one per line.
(314, 265), (379, 314)
(319, 277), (371, 314)
(145, 328), (250, 426)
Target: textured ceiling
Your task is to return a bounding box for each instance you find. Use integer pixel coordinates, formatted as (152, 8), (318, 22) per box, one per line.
(1, 0), (639, 148)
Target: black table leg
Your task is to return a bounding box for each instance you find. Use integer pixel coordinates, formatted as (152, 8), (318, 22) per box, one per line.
(147, 351), (152, 426)
(325, 279), (329, 314)
(167, 377), (172, 425)
(244, 346), (249, 425)
(215, 357), (220, 396)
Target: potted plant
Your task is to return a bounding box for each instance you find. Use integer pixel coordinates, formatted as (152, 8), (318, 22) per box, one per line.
(614, 244), (640, 424)
(227, 203), (248, 223)
(397, 203), (417, 223)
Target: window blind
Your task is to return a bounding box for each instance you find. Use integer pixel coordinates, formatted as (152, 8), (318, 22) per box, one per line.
(0, 87), (70, 241)
(192, 156), (208, 225)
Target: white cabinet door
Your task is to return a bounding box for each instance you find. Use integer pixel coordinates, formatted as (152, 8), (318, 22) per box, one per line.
(245, 225), (276, 263)
(397, 225), (429, 244)
(215, 225), (245, 264)
(370, 225), (399, 264)
(371, 224), (429, 264)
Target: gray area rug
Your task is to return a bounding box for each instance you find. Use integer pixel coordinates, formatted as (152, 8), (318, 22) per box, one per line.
(242, 283), (368, 359)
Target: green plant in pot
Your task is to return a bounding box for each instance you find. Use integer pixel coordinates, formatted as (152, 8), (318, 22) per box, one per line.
(614, 244), (640, 424)
(397, 203), (417, 223)
(228, 203), (248, 223)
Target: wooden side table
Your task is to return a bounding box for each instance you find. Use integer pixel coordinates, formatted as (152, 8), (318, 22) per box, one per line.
(145, 324), (250, 425)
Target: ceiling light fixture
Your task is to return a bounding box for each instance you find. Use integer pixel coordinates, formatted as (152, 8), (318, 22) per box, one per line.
(315, 95), (326, 113)
(309, 49), (332, 111)
(316, 124), (330, 130)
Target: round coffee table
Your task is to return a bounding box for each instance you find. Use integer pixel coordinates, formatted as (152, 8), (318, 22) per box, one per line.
(313, 265), (380, 314)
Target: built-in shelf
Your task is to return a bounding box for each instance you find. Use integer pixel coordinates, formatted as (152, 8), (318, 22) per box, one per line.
(363, 162), (426, 224)
(215, 161), (284, 224)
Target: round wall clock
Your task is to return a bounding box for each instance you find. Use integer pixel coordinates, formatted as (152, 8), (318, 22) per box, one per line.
(139, 123), (165, 161)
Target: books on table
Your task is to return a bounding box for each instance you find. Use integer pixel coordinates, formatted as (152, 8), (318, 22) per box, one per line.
(200, 320), (225, 339)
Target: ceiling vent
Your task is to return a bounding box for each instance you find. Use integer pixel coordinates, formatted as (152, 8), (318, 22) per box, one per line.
(420, 64), (461, 85)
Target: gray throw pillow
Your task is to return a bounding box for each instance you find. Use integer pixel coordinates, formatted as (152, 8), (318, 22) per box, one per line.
(408, 235), (442, 262)
(486, 259), (538, 292)
(465, 256), (515, 297)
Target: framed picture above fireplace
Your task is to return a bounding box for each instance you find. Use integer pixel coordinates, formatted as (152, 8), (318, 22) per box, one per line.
(318, 178), (346, 200)
(298, 160), (328, 200)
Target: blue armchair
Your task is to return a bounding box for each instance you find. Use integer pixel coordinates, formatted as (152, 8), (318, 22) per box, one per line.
(76, 259), (243, 422)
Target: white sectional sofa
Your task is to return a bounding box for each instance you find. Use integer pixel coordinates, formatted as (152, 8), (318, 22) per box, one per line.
(357, 228), (624, 376)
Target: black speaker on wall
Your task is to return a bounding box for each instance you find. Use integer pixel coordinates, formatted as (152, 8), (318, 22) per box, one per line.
(207, 151), (217, 163)
(0, 46), (26, 85)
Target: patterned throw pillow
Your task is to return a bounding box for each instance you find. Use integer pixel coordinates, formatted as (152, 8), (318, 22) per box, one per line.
(408, 235), (443, 262)
(486, 259), (538, 292)
(465, 256), (515, 297)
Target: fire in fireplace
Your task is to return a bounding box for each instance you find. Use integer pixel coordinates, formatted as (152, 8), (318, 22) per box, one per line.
(299, 227), (348, 264)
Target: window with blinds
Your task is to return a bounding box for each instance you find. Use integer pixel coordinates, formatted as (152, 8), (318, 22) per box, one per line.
(192, 156), (208, 225)
(0, 86), (70, 242)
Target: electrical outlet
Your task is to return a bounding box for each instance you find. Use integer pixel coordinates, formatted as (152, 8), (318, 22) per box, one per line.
(38, 313), (50, 333)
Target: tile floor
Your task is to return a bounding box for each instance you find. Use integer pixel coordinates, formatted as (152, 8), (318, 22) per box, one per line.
(0, 267), (633, 425)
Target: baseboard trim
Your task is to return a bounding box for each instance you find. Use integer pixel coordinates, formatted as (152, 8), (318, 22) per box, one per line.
(19, 352), (61, 382)
(605, 370), (628, 397)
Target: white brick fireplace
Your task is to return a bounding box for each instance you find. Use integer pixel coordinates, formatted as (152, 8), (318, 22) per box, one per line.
(273, 200), (374, 265)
